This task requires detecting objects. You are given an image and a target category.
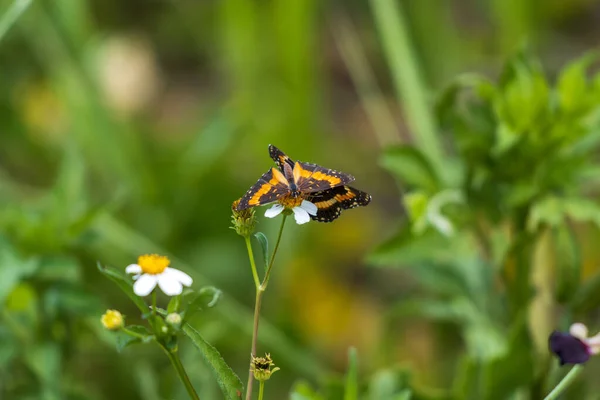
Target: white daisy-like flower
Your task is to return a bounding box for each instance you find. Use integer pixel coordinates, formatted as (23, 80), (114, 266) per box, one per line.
(265, 200), (317, 224)
(125, 254), (193, 296)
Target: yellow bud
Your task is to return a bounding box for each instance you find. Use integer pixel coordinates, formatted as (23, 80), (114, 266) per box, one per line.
(101, 310), (124, 331)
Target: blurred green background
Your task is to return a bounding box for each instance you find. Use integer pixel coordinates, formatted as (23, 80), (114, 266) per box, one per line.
(3, 0), (600, 399)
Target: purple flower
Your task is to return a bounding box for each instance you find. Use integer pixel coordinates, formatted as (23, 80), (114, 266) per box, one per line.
(549, 323), (600, 365)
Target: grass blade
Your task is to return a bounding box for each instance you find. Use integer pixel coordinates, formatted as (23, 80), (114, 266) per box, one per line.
(369, 0), (444, 172)
(0, 0), (32, 43)
(344, 347), (359, 400)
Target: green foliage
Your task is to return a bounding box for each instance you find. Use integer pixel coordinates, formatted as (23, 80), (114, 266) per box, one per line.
(182, 286), (222, 322)
(374, 48), (600, 399)
(254, 232), (269, 271)
(183, 324), (244, 400)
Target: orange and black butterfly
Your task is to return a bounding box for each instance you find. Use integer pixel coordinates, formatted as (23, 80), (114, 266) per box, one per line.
(237, 145), (371, 222)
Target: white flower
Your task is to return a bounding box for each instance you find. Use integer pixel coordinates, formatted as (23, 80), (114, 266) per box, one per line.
(125, 254), (193, 296)
(570, 323), (600, 354)
(264, 200), (317, 224)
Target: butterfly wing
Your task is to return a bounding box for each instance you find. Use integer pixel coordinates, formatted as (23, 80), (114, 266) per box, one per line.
(293, 161), (355, 193)
(308, 185), (372, 222)
(237, 168), (290, 210)
(269, 144), (295, 170)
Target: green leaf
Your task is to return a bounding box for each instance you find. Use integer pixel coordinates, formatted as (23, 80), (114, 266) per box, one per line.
(527, 196), (564, 230)
(253, 232), (269, 271)
(167, 295), (181, 314)
(380, 146), (440, 192)
(564, 198), (600, 226)
(527, 196), (600, 231)
(435, 74), (492, 123)
(558, 52), (599, 113)
(97, 262), (147, 314)
(182, 323), (243, 400)
(492, 123), (520, 156)
(344, 347), (358, 400)
(116, 325), (153, 352)
(183, 286), (222, 321)
(403, 191), (428, 230)
(495, 51), (549, 133)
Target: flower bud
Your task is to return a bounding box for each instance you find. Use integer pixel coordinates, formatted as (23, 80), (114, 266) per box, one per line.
(101, 310), (124, 331)
(251, 353), (280, 382)
(231, 199), (257, 237)
(166, 312), (182, 328)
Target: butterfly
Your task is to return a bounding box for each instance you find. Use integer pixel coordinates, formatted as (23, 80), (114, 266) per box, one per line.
(237, 145), (371, 222)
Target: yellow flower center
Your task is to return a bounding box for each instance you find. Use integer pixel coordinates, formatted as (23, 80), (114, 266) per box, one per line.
(279, 195), (303, 209)
(101, 309), (123, 330)
(138, 254), (170, 275)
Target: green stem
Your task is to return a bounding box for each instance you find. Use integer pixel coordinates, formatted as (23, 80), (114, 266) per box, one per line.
(245, 235), (261, 289)
(543, 365), (583, 400)
(245, 289), (263, 400)
(369, 0), (444, 173)
(245, 215), (288, 400)
(258, 381), (265, 400)
(122, 327), (150, 341)
(152, 290), (157, 316)
(166, 350), (201, 400)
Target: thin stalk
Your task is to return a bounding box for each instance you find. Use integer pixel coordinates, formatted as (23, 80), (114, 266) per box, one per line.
(245, 235), (261, 289)
(543, 365), (583, 400)
(121, 327), (149, 340)
(245, 215), (288, 400)
(245, 289), (263, 399)
(258, 381), (265, 400)
(152, 290), (157, 316)
(166, 350), (201, 400)
(369, 0), (444, 173)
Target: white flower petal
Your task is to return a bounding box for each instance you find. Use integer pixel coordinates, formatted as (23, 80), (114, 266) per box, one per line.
(164, 268), (193, 287)
(300, 200), (317, 216)
(157, 274), (184, 296)
(570, 323), (589, 340)
(133, 274), (158, 296)
(126, 264), (142, 274)
(264, 204), (284, 218)
(292, 206), (311, 224)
